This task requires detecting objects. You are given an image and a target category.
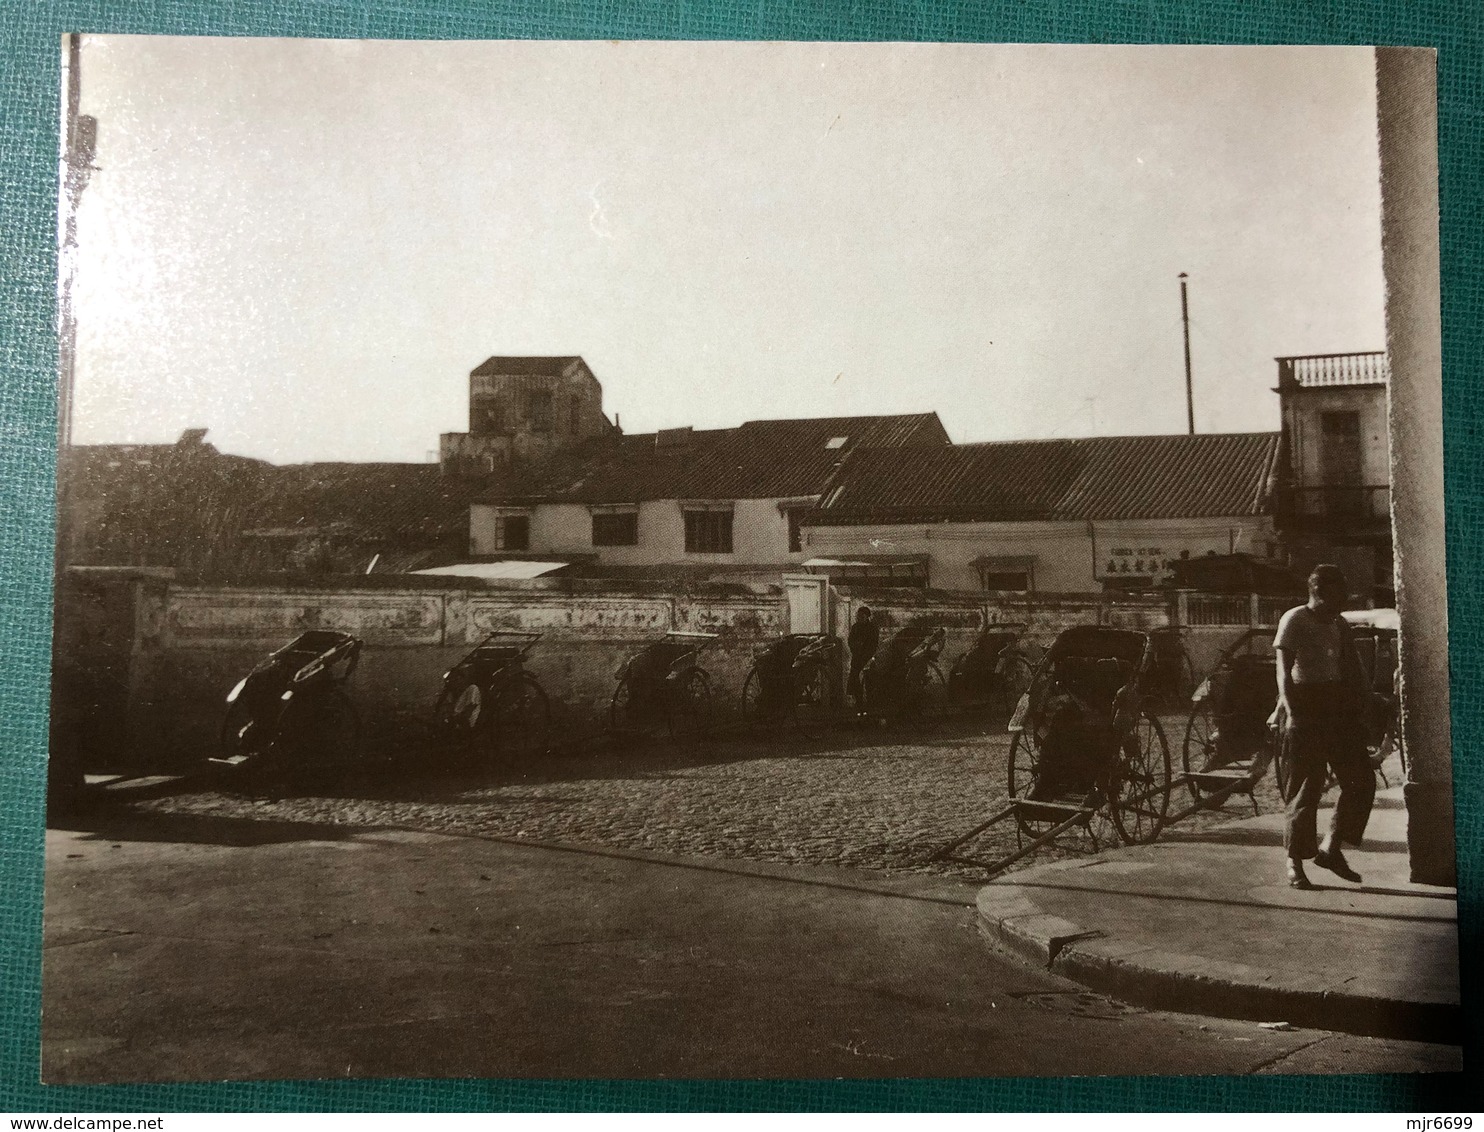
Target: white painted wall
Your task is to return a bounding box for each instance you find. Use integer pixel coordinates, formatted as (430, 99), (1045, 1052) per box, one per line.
(801, 515), (1276, 592)
(473, 497), (809, 565)
(1284, 384), (1389, 489)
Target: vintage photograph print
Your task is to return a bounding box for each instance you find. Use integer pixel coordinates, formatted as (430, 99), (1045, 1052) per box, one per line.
(44, 38), (1460, 1082)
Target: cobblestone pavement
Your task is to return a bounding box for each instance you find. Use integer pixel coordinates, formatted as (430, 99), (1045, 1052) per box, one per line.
(137, 710), (1296, 880)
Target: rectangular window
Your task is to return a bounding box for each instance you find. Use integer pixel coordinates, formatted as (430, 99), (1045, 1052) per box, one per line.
(496, 514), (530, 552)
(788, 511), (803, 553)
(526, 391), (553, 431)
(592, 509), (638, 547)
(683, 508), (734, 554)
(978, 570), (1030, 591)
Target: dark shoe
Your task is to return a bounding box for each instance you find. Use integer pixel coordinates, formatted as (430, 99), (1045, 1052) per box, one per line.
(1286, 859), (1313, 889)
(1313, 848), (1362, 883)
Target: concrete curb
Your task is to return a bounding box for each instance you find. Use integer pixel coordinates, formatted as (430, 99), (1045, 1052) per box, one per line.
(976, 885), (1462, 1043)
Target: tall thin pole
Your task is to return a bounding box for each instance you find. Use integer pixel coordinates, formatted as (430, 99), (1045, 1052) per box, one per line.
(1179, 272), (1194, 434)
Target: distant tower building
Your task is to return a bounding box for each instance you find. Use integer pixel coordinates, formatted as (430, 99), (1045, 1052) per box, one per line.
(440, 356), (614, 476)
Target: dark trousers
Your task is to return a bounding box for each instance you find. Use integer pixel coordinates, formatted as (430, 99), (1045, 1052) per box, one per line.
(1283, 683), (1376, 859)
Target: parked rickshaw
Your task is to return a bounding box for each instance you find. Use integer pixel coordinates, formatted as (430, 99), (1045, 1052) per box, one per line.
(741, 633), (842, 739)
(936, 625), (1172, 873)
(213, 630), (363, 774)
(434, 629), (551, 759)
(610, 630), (718, 738)
(1341, 607), (1404, 783)
(1180, 629), (1278, 809)
(860, 622), (948, 725)
(947, 622), (1034, 718)
(1005, 626), (1173, 846)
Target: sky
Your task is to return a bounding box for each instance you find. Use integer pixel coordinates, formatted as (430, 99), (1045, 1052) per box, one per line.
(71, 39), (1387, 464)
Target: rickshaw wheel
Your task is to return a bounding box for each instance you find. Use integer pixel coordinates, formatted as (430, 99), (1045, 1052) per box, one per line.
(791, 663), (835, 740)
(1271, 727), (1295, 800)
(493, 674), (551, 759)
(435, 674), (486, 740)
(281, 688), (362, 767)
(1006, 723), (1066, 840)
(740, 667), (773, 730)
(900, 662), (948, 728)
(667, 667), (713, 740)
(1108, 711), (1171, 846)
(989, 653), (1033, 720)
(1180, 699), (1217, 806)
(608, 676), (635, 731)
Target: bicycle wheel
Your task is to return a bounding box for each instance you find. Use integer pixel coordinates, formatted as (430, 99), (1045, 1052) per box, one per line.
(989, 652), (1034, 719)
(791, 662), (835, 740)
(1108, 711), (1171, 845)
(667, 667), (713, 740)
(493, 673), (551, 759)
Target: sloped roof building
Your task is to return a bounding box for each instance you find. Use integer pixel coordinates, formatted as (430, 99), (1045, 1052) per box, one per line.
(801, 431), (1282, 592)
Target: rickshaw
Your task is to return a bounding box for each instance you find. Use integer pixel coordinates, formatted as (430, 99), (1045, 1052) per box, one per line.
(741, 633), (842, 739)
(434, 630), (551, 759)
(946, 622), (1034, 718)
(1180, 629), (1278, 810)
(213, 629), (363, 774)
(609, 630), (719, 738)
(860, 622), (949, 725)
(1341, 607), (1404, 783)
(1005, 626), (1173, 846)
(935, 625), (1172, 873)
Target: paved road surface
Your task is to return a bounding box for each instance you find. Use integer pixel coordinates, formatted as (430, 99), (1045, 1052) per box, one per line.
(43, 809), (1456, 1083)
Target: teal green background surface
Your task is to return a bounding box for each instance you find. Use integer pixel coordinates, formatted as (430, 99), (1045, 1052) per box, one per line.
(2, 1), (1479, 1111)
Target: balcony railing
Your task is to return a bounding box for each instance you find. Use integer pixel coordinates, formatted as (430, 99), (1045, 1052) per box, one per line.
(1276, 351), (1389, 389)
(1283, 485), (1391, 521)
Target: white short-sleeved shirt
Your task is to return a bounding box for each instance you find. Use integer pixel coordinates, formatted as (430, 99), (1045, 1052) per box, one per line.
(1273, 604), (1345, 685)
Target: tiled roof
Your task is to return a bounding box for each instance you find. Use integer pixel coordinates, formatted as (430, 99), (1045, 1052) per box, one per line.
(483, 413), (950, 504)
(810, 432), (1281, 523)
(243, 463), (483, 542)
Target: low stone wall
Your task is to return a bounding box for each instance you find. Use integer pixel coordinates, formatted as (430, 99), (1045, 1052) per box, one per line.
(57, 572), (1264, 771)
(116, 580), (788, 767)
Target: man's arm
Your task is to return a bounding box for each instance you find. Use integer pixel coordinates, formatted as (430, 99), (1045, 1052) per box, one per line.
(1275, 646), (1297, 718)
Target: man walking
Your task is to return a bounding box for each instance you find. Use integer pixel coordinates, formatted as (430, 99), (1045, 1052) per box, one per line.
(1274, 563), (1376, 889)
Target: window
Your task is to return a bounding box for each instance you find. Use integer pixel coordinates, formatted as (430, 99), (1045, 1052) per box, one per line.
(526, 391), (553, 432)
(978, 570), (1030, 591)
(825, 436), (848, 449)
(788, 511), (803, 553)
(974, 556), (1034, 593)
(592, 509), (638, 547)
(495, 513), (530, 551)
(683, 507), (734, 554)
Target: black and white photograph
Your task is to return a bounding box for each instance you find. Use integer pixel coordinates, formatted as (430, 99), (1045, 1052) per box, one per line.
(43, 37), (1460, 1082)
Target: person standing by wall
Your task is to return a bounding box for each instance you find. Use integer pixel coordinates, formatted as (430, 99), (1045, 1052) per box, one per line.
(846, 605), (878, 717)
(1273, 563), (1376, 889)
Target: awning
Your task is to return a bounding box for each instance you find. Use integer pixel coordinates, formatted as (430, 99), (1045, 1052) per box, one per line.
(1342, 608), (1400, 632)
(413, 561), (571, 580)
(802, 555), (928, 569)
